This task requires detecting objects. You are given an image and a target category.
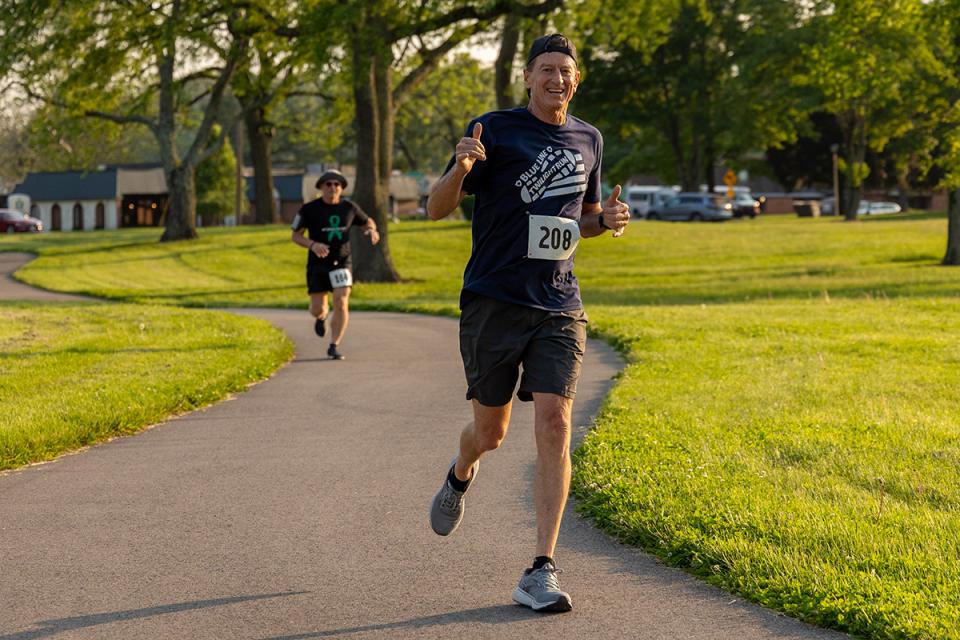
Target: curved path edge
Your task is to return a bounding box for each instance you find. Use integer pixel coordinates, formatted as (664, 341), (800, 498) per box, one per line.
(0, 251), (847, 639)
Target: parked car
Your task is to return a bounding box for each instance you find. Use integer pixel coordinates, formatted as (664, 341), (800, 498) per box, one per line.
(647, 193), (733, 222)
(730, 193), (760, 218)
(0, 209), (43, 233)
(625, 186), (678, 218)
(819, 198), (903, 216)
(860, 201), (902, 215)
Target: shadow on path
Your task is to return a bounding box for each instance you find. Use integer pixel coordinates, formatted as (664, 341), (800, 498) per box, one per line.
(259, 604), (533, 639)
(1, 592), (307, 640)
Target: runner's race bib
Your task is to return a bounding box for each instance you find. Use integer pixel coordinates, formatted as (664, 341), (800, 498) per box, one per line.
(527, 215), (580, 260)
(329, 267), (353, 288)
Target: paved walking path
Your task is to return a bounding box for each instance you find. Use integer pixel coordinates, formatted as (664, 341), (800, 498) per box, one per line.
(0, 252), (847, 639)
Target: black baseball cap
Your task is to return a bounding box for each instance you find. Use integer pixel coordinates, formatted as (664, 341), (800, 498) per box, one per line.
(315, 169), (347, 189)
(526, 33), (578, 66)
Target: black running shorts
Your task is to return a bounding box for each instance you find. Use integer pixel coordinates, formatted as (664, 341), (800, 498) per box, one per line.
(306, 263), (350, 293)
(459, 294), (587, 406)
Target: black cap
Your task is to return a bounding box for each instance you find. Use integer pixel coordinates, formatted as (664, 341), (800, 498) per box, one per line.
(315, 169), (347, 189)
(526, 33), (577, 66)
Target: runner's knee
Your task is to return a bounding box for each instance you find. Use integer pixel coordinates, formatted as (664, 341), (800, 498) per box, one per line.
(535, 408), (572, 451)
(475, 432), (505, 453)
(474, 421), (508, 452)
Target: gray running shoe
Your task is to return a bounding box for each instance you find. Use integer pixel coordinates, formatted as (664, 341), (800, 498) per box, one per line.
(512, 562), (572, 612)
(429, 457), (478, 536)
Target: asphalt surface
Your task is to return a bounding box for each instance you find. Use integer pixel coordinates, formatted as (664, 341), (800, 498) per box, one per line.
(0, 252), (848, 639)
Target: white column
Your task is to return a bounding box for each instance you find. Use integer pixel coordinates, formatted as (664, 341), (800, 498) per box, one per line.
(106, 201), (118, 230)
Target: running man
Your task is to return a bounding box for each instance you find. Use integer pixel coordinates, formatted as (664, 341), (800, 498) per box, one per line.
(291, 169), (379, 360)
(425, 34), (630, 612)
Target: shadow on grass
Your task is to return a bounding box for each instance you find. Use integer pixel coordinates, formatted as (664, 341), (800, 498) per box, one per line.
(581, 277), (960, 307)
(117, 284), (303, 304)
(0, 592), (307, 640)
(0, 343), (249, 359)
(20, 241), (295, 270)
(388, 222), (471, 234)
(859, 211), (947, 222)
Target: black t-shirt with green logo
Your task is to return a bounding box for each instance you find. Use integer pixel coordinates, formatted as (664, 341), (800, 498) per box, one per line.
(292, 198), (369, 268)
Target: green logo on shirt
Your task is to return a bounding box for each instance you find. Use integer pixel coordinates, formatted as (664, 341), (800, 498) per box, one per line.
(327, 215), (344, 241)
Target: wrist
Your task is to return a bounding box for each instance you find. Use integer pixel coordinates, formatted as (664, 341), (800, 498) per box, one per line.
(598, 213), (610, 230)
(309, 241), (316, 250)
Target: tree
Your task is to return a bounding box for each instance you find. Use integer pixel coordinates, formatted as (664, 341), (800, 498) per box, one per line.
(494, 14), (523, 109)
(0, 0), (250, 241)
(928, 0), (960, 264)
(305, 0), (562, 282)
(0, 99), (165, 184)
(271, 82), (356, 168)
(394, 55), (495, 174)
(798, 0), (950, 220)
(231, 0), (336, 225)
(573, 0), (808, 191)
(764, 112), (842, 192)
(196, 125), (239, 226)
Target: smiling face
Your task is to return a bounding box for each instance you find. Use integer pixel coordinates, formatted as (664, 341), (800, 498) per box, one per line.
(524, 52), (580, 123)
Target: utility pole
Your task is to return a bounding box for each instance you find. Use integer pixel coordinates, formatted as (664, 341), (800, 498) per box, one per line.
(830, 143), (840, 217)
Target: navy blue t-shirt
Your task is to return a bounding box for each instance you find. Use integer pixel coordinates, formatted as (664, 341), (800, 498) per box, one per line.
(449, 108), (602, 311)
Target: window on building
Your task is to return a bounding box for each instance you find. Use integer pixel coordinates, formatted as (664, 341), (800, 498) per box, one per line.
(51, 204), (62, 231)
(73, 203), (84, 230)
(95, 202), (105, 229)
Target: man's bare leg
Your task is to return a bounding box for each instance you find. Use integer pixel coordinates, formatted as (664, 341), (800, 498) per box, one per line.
(431, 399), (512, 536)
(329, 286), (350, 344)
(531, 392), (573, 558)
(455, 399), (512, 481)
(309, 292), (329, 320)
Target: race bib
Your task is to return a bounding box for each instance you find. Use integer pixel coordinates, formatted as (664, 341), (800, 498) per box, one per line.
(527, 215), (580, 260)
(329, 267), (353, 288)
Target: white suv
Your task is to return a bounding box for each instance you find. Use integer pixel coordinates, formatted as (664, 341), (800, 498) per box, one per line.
(625, 186), (678, 218)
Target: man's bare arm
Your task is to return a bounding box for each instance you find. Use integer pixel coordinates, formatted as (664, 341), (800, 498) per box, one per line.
(426, 167), (468, 220)
(579, 185), (630, 238)
(427, 122), (486, 220)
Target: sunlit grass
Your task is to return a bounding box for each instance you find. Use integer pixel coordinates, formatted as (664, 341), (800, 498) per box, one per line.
(3, 212), (960, 637)
(0, 301), (292, 471)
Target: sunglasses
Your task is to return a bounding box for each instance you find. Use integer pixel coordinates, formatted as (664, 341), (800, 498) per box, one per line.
(322, 181), (342, 188)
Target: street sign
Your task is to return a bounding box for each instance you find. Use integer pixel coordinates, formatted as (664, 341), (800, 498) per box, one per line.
(723, 169), (736, 186)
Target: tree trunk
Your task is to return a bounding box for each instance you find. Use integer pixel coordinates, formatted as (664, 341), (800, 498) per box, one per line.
(698, 39), (716, 194)
(686, 126), (702, 193)
(376, 50), (393, 194)
(841, 115), (866, 221)
(351, 41), (400, 282)
(944, 188), (960, 265)
(245, 106), (277, 224)
(495, 13), (521, 109)
(703, 126), (716, 194)
(841, 182), (861, 222)
(161, 166), (198, 241)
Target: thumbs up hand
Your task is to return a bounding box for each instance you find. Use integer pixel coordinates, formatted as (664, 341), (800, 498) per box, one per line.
(455, 122), (486, 173)
(600, 184), (630, 237)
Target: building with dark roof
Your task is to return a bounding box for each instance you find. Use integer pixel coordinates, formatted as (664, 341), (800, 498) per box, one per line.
(13, 166), (167, 231)
(13, 164), (436, 231)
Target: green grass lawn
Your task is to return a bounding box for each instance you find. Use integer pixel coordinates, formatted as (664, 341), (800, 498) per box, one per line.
(3, 212), (960, 639)
(0, 301), (292, 471)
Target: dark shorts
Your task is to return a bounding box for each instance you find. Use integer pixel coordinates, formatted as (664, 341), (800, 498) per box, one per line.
(459, 294), (587, 406)
(306, 263), (350, 293)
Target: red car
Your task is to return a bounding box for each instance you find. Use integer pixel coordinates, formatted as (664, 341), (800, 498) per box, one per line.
(0, 209), (43, 233)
